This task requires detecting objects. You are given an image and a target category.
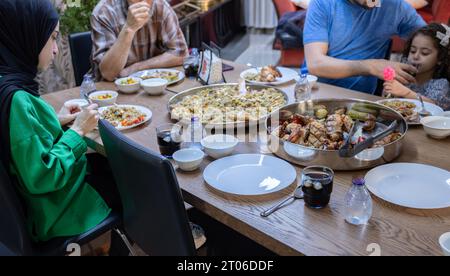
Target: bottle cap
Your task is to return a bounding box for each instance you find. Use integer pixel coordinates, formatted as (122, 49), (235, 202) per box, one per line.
(300, 67), (309, 76)
(352, 177), (366, 186)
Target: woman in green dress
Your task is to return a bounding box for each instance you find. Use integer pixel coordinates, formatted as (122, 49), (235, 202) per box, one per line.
(0, 0), (114, 244)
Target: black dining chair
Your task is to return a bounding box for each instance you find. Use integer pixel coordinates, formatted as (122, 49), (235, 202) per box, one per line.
(98, 120), (197, 256)
(68, 31), (93, 87)
(0, 161), (132, 256)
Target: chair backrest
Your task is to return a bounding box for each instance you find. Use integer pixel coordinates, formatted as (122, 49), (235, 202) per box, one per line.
(431, 0), (450, 23)
(98, 120), (196, 256)
(272, 0), (298, 19)
(68, 32), (93, 87)
(0, 163), (33, 256)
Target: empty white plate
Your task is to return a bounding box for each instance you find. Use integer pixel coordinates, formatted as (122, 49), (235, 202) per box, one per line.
(365, 163), (450, 209)
(203, 154), (297, 195)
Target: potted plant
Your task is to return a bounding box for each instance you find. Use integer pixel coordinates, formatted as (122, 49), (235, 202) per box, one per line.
(38, 0), (100, 94)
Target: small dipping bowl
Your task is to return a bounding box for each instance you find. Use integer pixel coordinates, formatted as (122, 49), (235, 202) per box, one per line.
(173, 148), (204, 172)
(421, 116), (450, 139)
(141, 78), (168, 96)
(201, 134), (239, 159)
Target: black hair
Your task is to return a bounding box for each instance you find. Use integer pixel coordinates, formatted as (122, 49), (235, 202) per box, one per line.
(402, 23), (450, 81)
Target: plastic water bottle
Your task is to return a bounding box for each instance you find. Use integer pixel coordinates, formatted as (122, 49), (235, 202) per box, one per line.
(294, 67), (311, 102)
(80, 73), (96, 100)
(185, 117), (205, 150)
(184, 48), (200, 78)
(344, 178), (373, 225)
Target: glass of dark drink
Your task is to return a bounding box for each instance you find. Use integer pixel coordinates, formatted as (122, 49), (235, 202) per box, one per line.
(301, 166), (334, 209)
(156, 124), (183, 158)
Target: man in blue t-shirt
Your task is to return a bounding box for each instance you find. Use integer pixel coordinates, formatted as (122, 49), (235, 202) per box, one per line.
(303, 0), (426, 94)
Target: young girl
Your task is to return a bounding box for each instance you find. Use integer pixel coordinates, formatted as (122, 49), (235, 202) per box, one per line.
(384, 23), (450, 111)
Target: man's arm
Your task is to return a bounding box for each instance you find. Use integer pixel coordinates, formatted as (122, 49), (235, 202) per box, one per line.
(404, 0), (428, 9)
(119, 2), (188, 77)
(305, 42), (417, 84)
(96, 2), (151, 81)
(99, 26), (136, 81)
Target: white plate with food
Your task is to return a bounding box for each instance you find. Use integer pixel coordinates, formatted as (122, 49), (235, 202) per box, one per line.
(377, 98), (444, 125)
(365, 163), (450, 209)
(99, 104), (152, 131)
(240, 66), (298, 86)
(203, 154), (297, 196)
(130, 69), (185, 86)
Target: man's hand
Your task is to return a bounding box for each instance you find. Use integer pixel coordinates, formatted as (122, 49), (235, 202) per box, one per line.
(119, 63), (140, 78)
(367, 60), (418, 85)
(125, 1), (151, 33)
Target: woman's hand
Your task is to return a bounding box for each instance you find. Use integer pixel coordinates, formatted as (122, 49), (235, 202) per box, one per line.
(70, 104), (99, 137)
(383, 80), (415, 98)
(58, 103), (81, 126)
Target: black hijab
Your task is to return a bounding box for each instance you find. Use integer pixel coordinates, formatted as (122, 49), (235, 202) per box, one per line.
(0, 0), (59, 168)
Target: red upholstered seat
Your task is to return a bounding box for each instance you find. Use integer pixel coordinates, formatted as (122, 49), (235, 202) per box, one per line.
(392, 0), (450, 53)
(272, 0), (304, 67)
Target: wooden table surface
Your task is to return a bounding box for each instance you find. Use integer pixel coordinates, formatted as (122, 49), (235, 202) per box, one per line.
(43, 62), (450, 256)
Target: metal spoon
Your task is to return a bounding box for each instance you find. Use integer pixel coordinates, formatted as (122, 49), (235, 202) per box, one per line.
(260, 186), (304, 217)
(417, 94), (431, 117)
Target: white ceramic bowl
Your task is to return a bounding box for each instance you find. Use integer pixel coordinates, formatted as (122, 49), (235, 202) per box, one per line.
(173, 148), (204, 171)
(295, 74), (318, 89)
(201, 134), (239, 159)
(141, 78), (168, 95)
(307, 74), (318, 89)
(88, 91), (118, 107)
(439, 111), (450, 118)
(115, 77), (141, 94)
(64, 99), (89, 109)
(439, 232), (450, 256)
(421, 116), (450, 139)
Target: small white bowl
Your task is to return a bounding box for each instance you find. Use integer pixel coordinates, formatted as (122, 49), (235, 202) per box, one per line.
(173, 148), (204, 172)
(141, 78), (168, 96)
(421, 116), (450, 139)
(201, 134), (239, 159)
(439, 111), (450, 118)
(115, 77), (141, 94)
(64, 98), (89, 109)
(295, 74), (318, 89)
(88, 91), (118, 107)
(439, 232), (450, 256)
(307, 75), (318, 89)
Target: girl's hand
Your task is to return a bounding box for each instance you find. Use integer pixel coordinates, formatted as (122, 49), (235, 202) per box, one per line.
(58, 103), (81, 126)
(70, 104), (99, 137)
(383, 80), (414, 98)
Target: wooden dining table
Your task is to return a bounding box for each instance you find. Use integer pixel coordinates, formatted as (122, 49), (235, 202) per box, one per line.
(43, 61), (450, 256)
